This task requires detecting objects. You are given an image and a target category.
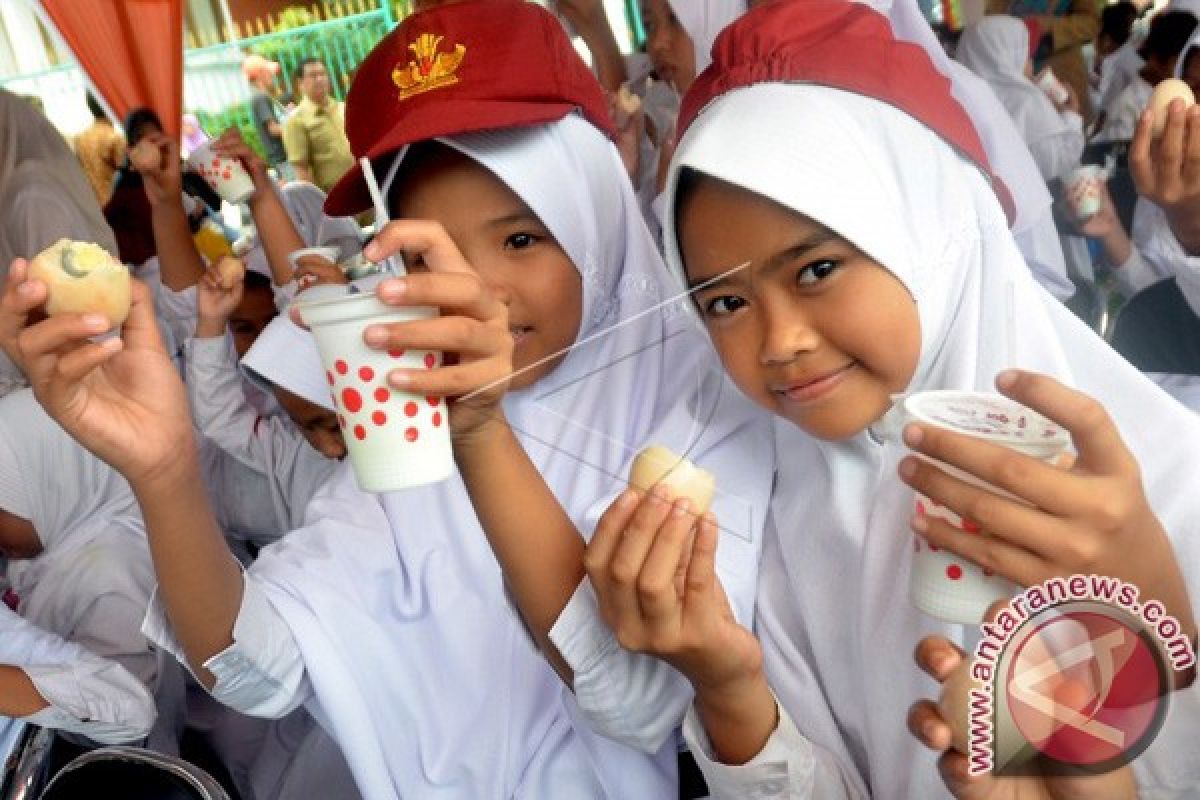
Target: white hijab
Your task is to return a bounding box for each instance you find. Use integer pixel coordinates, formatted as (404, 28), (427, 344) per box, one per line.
(0, 389), (147, 605)
(247, 113), (770, 800)
(664, 83), (1200, 799)
(958, 16), (1081, 172)
(667, 0), (747, 73)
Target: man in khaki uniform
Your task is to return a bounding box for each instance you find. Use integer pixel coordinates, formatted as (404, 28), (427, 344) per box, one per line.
(987, 0), (1101, 123)
(283, 58), (355, 193)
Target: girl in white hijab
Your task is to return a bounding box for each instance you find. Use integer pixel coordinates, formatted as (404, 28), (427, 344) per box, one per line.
(0, 389), (185, 754)
(3, 5), (773, 798)
(957, 16), (1085, 182)
(1, 603), (156, 748)
(655, 0), (1075, 299)
(583, 1), (1200, 797)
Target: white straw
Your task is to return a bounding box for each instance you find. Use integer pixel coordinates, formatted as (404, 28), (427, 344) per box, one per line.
(359, 156), (405, 277)
(1006, 280), (1017, 368)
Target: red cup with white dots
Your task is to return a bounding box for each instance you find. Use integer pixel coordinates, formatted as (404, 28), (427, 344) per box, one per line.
(903, 391), (1070, 624)
(297, 291), (454, 492)
(186, 141), (256, 205)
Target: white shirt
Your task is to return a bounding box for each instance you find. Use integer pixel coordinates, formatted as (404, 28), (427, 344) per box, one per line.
(1100, 75), (1153, 142)
(185, 334), (338, 541)
(2, 604), (156, 744)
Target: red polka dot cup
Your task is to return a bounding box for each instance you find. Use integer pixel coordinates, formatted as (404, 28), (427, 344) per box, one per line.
(903, 391), (1070, 624)
(297, 291), (454, 492)
(186, 141), (256, 205)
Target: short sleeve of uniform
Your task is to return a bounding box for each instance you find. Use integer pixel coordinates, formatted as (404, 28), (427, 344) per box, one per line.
(283, 114), (309, 167)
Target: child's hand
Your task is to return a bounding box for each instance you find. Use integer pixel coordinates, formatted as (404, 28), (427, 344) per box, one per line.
(585, 487), (764, 694)
(195, 262), (244, 338)
(356, 220), (514, 441)
(210, 128), (270, 196)
(608, 90), (645, 181)
(1070, 182), (1120, 240)
(294, 254), (348, 290)
(1131, 101), (1200, 255)
(899, 370), (1198, 658)
(138, 132), (184, 208)
(0, 259), (195, 487)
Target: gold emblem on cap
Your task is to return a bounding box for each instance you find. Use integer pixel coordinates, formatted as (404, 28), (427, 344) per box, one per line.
(392, 33), (466, 101)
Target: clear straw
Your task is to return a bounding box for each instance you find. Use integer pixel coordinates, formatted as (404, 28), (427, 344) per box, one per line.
(359, 156), (405, 277)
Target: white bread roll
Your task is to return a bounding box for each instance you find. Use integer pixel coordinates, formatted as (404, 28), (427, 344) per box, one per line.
(1148, 78), (1196, 138)
(29, 239), (131, 328)
(628, 445), (715, 516)
(216, 256), (245, 290)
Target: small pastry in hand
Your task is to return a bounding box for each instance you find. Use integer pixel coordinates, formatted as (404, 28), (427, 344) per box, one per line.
(216, 256), (245, 290)
(28, 239), (131, 328)
(629, 445), (715, 516)
(129, 139), (162, 173)
(616, 86), (642, 116)
(1147, 78), (1196, 138)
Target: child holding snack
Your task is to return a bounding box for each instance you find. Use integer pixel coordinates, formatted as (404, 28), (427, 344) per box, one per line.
(0, 3), (772, 798)
(573, 2), (1200, 797)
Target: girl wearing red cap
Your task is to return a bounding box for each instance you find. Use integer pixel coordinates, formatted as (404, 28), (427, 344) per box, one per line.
(0, 2), (772, 798)
(577, 1), (1200, 797)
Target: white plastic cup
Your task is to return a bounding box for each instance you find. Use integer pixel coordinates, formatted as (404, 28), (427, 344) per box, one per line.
(1036, 68), (1070, 106)
(1066, 165), (1106, 220)
(187, 141), (256, 205)
(296, 292), (454, 492)
(903, 390), (1070, 624)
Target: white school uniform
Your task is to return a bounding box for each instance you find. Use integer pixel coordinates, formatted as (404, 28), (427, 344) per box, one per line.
(0, 604), (156, 744)
(661, 83), (1200, 799)
(144, 113), (773, 800)
(186, 325), (339, 542)
(0, 389), (186, 755)
(957, 17), (1086, 182)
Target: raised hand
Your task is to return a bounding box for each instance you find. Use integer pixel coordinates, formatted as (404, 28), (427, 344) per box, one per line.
(0, 259), (194, 486)
(195, 261), (245, 339)
(1130, 101), (1200, 255)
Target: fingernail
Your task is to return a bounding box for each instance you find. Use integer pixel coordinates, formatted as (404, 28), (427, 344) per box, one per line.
(380, 278), (406, 301)
(922, 721), (939, 742)
(16, 281), (36, 297)
(898, 457), (917, 480)
(672, 498), (692, 517)
(911, 513), (928, 533)
(649, 486), (668, 505)
(902, 424), (923, 447)
(82, 313), (108, 331)
(364, 242), (381, 260)
(617, 489), (638, 509)
(389, 370), (412, 387)
(995, 369), (1018, 390)
(364, 326), (388, 347)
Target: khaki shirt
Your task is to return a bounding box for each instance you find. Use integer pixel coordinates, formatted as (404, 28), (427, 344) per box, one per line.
(283, 96), (355, 193)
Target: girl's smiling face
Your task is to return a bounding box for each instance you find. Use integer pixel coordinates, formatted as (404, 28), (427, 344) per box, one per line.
(677, 172), (921, 440)
(390, 143), (582, 390)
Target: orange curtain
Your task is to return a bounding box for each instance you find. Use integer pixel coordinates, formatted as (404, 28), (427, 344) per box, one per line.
(38, 0), (184, 138)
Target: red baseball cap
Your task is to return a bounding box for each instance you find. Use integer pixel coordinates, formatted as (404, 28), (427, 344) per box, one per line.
(678, 0), (1017, 225)
(325, 0), (615, 217)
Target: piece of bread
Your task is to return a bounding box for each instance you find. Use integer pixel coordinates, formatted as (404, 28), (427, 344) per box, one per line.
(129, 139), (162, 173)
(216, 256), (245, 290)
(616, 86), (642, 116)
(1148, 78), (1196, 138)
(628, 445), (715, 516)
(28, 239), (131, 328)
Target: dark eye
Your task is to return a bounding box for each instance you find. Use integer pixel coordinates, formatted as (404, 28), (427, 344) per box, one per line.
(702, 295), (746, 317)
(505, 232), (538, 250)
(797, 259), (839, 286)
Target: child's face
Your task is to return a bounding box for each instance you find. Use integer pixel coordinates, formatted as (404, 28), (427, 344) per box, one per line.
(391, 145), (582, 391)
(640, 0), (697, 93)
(678, 175), (921, 441)
(230, 285), (278, 358)
(273, 386), (347, 461)
(0, 508), (40, 559)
